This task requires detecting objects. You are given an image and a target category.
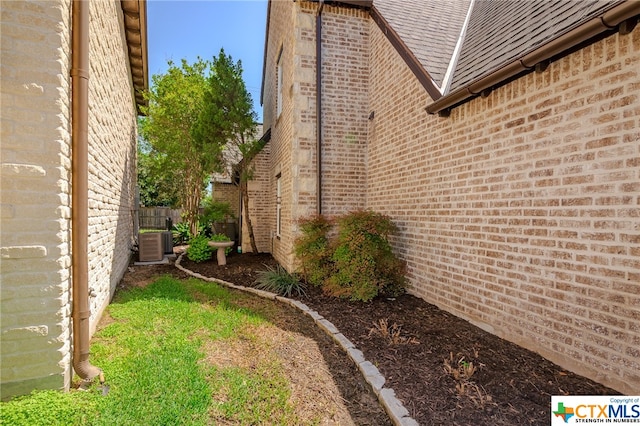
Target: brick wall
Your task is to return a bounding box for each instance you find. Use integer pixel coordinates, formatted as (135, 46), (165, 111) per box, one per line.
(319, 5), (369, 215)
(242, 141), (273, 253)
(367, 21), (640, 394)
(1, 0), (74, 399)
(262, 0), (305, 269)
(262, 1), (370, 270)
(86, 0), (138, 335)
(212, 183), (240, 217)
(0, 0), (138, 399)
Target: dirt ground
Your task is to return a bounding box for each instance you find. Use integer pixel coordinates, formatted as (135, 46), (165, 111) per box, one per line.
(124, 251), (618, 426)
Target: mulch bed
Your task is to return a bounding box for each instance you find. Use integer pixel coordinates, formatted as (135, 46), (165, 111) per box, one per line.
(178, 252), (619, 426)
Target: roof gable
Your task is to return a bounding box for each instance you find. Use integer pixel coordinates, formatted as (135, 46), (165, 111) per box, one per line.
(370, 0), (639, 113)
(372, 0), (471, 89)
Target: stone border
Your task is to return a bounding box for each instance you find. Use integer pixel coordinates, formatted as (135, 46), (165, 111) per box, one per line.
(174, 253), (418, 426)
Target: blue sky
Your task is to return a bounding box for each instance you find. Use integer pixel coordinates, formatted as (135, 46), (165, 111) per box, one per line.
(147, 0), (268, 121)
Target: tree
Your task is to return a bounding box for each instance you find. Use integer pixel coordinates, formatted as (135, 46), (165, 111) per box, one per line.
(198, 49), (263, 253)
(139, 58), (224, 236)
(137, 137), (180, 207)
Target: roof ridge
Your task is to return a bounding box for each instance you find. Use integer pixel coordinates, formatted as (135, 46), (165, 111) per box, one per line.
(439, 0), (475, 95)
(439, 0), (476, 96)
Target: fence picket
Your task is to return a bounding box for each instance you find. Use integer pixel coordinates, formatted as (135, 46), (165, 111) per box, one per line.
(139, 207), (183, 230)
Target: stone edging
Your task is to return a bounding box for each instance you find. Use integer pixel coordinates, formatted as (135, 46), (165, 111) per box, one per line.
(174, 253), (419, 426)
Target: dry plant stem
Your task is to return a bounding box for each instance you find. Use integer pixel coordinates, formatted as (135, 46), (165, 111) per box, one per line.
(369, 319), (420, 346)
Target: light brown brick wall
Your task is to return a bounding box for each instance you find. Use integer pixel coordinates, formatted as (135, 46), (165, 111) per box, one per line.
(242, 141), (273, 253)
(262, 0), (296, 267)
(1, 0), (75, 398)
(262, 1), (370, 269)
(1, 0), (138, 399)
(367, 21), (640, 394)
(212, 183), (240, 217)
(87, 0), (138, 335)
(319, 5), (368, 215)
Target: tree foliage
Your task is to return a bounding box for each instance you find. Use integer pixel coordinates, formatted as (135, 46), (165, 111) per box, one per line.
(137, 137), (180, 207)
(199, 50), (263, 252)
(139, 57), (224, 236)
(139, 51), (261, 242)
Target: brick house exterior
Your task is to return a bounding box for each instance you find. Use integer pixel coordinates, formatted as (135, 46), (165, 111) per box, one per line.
(1, 0), (147, 399)
(211, 124), (272, 253)
(259, 0), (640, 394)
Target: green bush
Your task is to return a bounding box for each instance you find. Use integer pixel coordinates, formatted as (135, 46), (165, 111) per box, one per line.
(186, 235), (214, 263)
(326, 210), (406, 301)
(294, 211), (406, 302)
(172, 221), (206, 244)
(254, 265), (306, 298)
(199, 197), (235, 235)
(210, 233), (233, 255)
(172, 222), (191, 245)
(293, 215), (333, 287)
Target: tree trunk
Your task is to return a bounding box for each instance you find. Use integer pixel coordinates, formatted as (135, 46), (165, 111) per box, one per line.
(182, 163), (202, 238)
(241, 179), (258, 253)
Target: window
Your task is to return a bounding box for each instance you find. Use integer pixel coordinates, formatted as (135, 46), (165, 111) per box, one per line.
(276, 174), (282, 238)
(276, 48), (283, 118)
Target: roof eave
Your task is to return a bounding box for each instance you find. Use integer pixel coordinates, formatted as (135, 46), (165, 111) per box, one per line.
(260, 0), (272, 106)
(329, 0), (372, 7)
(306, 0), (372, 7)
(426, 0), (640, 115)
(121, 0), (149, 115)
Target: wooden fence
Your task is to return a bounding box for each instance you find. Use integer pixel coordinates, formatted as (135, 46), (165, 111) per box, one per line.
(139, 207), (183, 230)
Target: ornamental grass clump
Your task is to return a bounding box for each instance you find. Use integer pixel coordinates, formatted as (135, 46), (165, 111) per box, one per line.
(254, 265), (306, 297)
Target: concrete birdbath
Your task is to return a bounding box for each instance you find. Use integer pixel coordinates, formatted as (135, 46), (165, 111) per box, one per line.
(208, 240), (234, 265)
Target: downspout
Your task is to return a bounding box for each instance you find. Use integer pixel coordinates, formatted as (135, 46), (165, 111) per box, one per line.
(316, 0), (324, 215)
(71, 0), (103, 383)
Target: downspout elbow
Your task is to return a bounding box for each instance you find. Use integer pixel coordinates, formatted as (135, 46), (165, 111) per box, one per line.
(72, 340), (103, 382)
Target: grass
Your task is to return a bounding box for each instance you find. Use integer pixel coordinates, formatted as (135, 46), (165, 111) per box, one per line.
(1, 276), (303, 425)
(254, 265), (307, 297)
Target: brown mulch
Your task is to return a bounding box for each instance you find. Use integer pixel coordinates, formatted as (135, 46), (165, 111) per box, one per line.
(139, 251), (618, 425)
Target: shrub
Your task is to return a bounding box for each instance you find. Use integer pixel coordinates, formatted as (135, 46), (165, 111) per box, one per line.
(199, 197), (235, 235)
(172, 221), (206, 244)
(254, 265), (306, 297)
(293, 211), (406, 302)
(210, 233), (232, 255)
(186, 235), (214, 263)
(293, 215), (334, 287)
(172, 222), (191, 245)
(325, 210), (406, 301)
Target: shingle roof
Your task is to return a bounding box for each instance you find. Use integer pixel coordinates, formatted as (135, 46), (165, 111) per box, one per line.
(372, 0), (471, 88)
(450, 0), (623, 91)
(371, 0), (637, 111)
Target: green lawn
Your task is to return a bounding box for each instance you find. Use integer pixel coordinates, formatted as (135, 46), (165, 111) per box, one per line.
(1, 276), (302, 425)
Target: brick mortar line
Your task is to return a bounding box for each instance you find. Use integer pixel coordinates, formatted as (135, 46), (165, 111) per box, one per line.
(174, 252), (418, 426)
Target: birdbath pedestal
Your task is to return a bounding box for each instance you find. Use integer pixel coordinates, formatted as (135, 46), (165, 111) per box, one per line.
(208, 240), (234, 265)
